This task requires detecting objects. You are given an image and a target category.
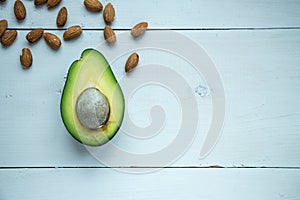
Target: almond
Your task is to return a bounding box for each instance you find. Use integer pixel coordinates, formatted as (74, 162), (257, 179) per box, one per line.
(125, 53), (139, 73)
(131, 22), (148, 38)
(84, 0), (103, 12)
(14, 0), (26, 21)
(47, 0), (61, 9)
(20, 48), (32, 69)
(103, 25), (116, 44)
(56, 7), (67, 27)
(0, 0), (6, 2)
(34, 0), (47, 6)
(63, 25), (82, 41)
(1, 30), (17, 47)
(44, 32), (61, 49)
(26, 28), (44, 43)
(103, 3), (115, 24)
(0, 19), (8, 37)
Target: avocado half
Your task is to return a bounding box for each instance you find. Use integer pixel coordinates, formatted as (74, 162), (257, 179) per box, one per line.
(60, 49), (125, 146)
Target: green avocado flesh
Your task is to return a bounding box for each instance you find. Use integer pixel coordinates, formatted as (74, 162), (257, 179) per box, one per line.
(60, 49), (125, 146)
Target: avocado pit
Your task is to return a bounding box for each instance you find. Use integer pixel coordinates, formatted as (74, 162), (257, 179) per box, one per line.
(76, 87), (110, 130)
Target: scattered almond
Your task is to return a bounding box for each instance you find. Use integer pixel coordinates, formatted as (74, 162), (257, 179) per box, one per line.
(56, 7), (68, 27)
(26, 28), (44, 43)
(14, 0), (26, 21)
(0, 19), (8, 37)
(103, 25), (116, 44)
(84, 0), (103, 12)
(103, 3), (115, 24)
(125, 53), (139, 73)
(34, 0), (47, 6)
(131, 22), (148, 38)
(47, 0), (61, 9)
(63, 25), (82, 41)
(1, 30), (17, 47)
(44, 32), (61, 49)
(1, 0), (149, 70)
(20, 48), (32, 69)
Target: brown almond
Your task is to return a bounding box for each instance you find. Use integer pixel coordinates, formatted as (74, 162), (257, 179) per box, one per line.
(14, 0), (26, 21)
(47, 0), (61, 9)
(44, 32), (61, 49)
(26, 28), (44, 43)
(0, 0), (6, 2)
(103, 25), (116, 44)
(125, 53), (139, 73)
(20, 48), (32, 69)
(103, 3), (115, 24)
(131, 22), (148, 38)
(84, 0), (103, 12)
(56, 7), (68, 27)
(1, 30), (17, 47)
(0, 19), (8, 37)
(34, 0), (47, 6)
(63, 25), (82, 41)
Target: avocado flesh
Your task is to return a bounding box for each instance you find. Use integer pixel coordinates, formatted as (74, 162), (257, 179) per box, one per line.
(61, 49), (125, 146)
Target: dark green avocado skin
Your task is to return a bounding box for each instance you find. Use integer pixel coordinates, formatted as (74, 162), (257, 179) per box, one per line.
(60, 49), (125, 146)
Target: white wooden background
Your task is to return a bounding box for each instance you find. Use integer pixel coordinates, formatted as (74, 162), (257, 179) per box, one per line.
(1, 0), (300, 199)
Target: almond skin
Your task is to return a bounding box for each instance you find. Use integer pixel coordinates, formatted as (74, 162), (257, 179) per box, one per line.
(0, 19), (8, 37)
(14, 0), (26, 21)
(1, 30), (17, 47)
(103, 3), (115, 24)
(63, 25), (82, 41)
(84, 0), (103, 12)
(56, 7), (68, 27)
(103, 25), (116, 44)
(131, 22), (148, 38)
(34, 0), (47, 6)
(44, 32), (61, 49)
(47, 0), (61, 9)
(20, 48), (32, 69)
(26, 28), (44, 43)
(125, 53), (139, 73)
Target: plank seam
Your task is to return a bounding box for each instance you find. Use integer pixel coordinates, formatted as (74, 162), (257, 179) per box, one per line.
(1, 166), (300, 169)
(5, 27), (300, 31)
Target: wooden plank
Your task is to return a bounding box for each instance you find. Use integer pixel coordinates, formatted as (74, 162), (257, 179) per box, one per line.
(0, 168), (299, 200)
(0, 29), (299, 167)
(0, 0), (300, 29)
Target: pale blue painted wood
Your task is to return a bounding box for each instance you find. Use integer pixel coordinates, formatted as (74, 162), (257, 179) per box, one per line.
(0, 0), (300, 29)
(1, 1), (300, 199)
(0, 30), (299, 167)
(0, 168), (299, 200)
